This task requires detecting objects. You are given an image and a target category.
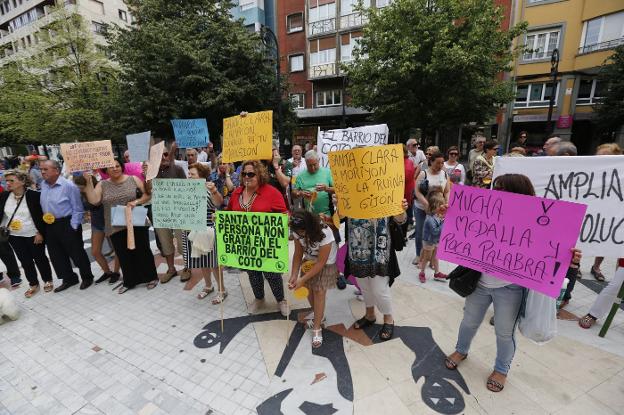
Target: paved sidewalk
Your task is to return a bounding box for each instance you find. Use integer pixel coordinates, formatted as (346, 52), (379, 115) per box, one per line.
(0, 228), (623, 414)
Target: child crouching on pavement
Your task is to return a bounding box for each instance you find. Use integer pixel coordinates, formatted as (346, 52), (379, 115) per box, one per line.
(288, 209), (338, 349)
(419, 190), (447, 283)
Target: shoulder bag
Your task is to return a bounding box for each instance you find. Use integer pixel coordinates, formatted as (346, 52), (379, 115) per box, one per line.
(447, 265), (481, 297)
(0, 194), (25, 243)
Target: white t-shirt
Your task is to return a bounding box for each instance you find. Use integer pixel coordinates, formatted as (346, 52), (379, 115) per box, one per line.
(478, 273), (510, 289)
(1, 194), (37, 237)
(414, 169), (448, 210)
(197, 151), (208, 162)
(409, 150), (426, 169)
(294, 227), (337, 265)
(289, 157), (307, 177)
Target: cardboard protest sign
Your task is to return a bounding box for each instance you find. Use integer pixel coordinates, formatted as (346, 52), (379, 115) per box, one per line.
(222, 111), (273, 163)
(329, 144), (404, 219)
(152, 179), (207, 231)
(145, 141), (165, 181)
(171, 118), (209, 148)
(126, 131), (151, 162)
(494, 155), (624, 257)
(438, 185), (587, 298)
(317, 124), (389, 168)
(215, 211), (289, 273)
(60, 140), (115, 172)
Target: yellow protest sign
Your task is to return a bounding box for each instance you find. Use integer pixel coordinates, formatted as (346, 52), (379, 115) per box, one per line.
(222, 110), (273, 163)
(329, 144), (405, 219)
(60, 140), (115, 172)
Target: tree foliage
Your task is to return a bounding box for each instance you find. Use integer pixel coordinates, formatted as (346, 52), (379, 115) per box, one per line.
(595, 45), (624, 133)
(0, 6), (120, 144)
(106, 0), (295, 145)
(344, 0), (527, 135)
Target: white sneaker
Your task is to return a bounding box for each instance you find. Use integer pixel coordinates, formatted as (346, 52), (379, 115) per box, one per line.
(279, 300), (289, 317)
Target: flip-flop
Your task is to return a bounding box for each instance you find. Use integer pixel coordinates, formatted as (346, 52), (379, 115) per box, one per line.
(444, 353), (467, 370)
(354, 316), (376, 329)
(146, 280), (158, 290)
(487, 372), (506, 392)
(197, 286), (215, 299)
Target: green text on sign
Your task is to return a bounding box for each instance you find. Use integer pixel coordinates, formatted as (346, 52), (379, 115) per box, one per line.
(215, 211), (289, 273)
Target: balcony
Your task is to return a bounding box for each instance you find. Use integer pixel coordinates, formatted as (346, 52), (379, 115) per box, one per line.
(308, 18), (335, 37)
(309, 62), (337, 79)
(578, 37), (624, 55)
(339, 13), (368, 30)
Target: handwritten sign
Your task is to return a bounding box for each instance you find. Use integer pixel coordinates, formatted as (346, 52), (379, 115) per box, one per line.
(222, 111), (273, 163)
(152, 179), (207, 231)
(215, 211), (289, 273)
(317, 124), (388, 168)
(171, 118), (209, 148)
(145, 141), (165, 181)
(438, 185), (587, 297)
(329, 144), (404, 219)
(60, 140), (115, 172)
(126, 131), (151, 162)
(494, 155), (624, 257)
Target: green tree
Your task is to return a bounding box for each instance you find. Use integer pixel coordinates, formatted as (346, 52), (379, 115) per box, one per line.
(0, 6), (120, 145)
(344, 0), (527, 136)
(106, 0), (295, 146)
(595, 45), (624, 133)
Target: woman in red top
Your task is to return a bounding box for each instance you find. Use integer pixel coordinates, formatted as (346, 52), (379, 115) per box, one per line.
(227, 160), (289, 316)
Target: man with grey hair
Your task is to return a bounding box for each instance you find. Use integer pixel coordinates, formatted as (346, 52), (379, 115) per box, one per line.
(554, 141), (578, 156)
(293, 150), (334, 216)
(40, 160), (95, 292)
(406, 138), (426, 169)
(542, 135), (562, 156)
(288, 144), (307, 177)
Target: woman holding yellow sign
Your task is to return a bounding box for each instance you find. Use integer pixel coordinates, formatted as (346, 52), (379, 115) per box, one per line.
(288, 209), (338, 348)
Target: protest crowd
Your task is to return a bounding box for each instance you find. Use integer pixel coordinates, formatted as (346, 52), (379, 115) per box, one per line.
(1, 114), (623, 395)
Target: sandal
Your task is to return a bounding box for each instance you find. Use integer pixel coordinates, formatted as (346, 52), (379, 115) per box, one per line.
(211, 291), (228, 305)
(312, 329), (323, 348)
(354, 316), (376, 329)
(24, 285), (40, 298)
(146, 280), (158, 290)
(197, 286), (215, 299)
(118, 286), (130, 294)
(444, 352), (467, 370)
(579, 314), (597, 329)
(486, 372), (506, 392)
(43, 281), (54, 293)
(591, 267), (606, 282)
(379, 322), (394, 341)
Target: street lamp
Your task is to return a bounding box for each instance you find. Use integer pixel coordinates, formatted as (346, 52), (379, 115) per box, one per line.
(546, 48), (559, 134)
(260, 26), (284, 154)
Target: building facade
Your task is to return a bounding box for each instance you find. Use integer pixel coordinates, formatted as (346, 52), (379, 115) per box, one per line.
(230, 0), (276, 32)
(504, 0), (624, 154)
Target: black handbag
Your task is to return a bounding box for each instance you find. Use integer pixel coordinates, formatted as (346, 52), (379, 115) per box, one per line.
(447, 265), (481, 297)
(388, 217), (405, 251)
(0, 194), (25, 243)
(418, 171), (429, 195)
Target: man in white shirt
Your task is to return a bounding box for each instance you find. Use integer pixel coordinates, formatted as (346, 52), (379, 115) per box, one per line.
(197, 147), (208, 162)
(406, 138), (426, 169)
(288, 145), (307, 177)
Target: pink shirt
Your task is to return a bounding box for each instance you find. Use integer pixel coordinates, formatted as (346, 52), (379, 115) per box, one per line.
(99, 162), (145, 181)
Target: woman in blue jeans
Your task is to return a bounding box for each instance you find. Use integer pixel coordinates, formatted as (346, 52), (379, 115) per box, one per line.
(444, 174), (582, 392)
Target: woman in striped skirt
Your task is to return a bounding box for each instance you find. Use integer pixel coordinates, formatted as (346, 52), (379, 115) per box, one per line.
(182, 163), (227, 304)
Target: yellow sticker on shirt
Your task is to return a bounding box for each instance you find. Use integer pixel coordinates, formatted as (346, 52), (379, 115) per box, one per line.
(42, 213), (55, 224)
(301, 260), (315, 273)
(9, 220), (22, 231)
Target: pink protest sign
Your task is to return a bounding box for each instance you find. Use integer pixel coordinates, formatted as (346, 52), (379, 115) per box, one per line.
(438, 185), (587, 297)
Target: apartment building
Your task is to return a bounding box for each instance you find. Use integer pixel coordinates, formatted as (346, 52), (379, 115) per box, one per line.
(0, 0), (131, 62)
(230, 0), (276, 33)
(506, 0), (624, 154)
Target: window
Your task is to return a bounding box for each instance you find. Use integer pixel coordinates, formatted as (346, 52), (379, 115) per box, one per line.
(290, 93), (305, 109)
(377, 0), (392, 7)
(309, 2), (336, 22)
(341, 0), (370, 15)
(576, 79), (605, 105)
(580, 11), (624, 54)
(118, 9), (127, 21)
(523, 28), (560, 61)
(341, 35), (362, 62)
(514, 82), (559, 108)
(287, 13), (303, 33)
(239, 0), (256, 12)
(310, 47), (336, 66)
(316, 90), (342, 107)
(92, 21), (106, 35)
(289, 54), (304, 72)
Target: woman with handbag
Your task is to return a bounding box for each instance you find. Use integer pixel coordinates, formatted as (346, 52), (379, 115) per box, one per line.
(82, 158), (157, 294)
(0, 170), (53, 297)
(444, 174), (582, 392)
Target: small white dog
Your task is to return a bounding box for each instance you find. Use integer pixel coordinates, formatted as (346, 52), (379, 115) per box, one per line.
(0, 275), (19, 324)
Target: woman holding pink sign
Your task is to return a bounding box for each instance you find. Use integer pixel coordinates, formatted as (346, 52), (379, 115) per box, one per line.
(444, 174), (582, 392)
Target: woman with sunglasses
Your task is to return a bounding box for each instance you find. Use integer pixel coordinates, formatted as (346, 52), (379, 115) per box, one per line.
(444, 174), (582, 393)
(444, 146), (466, 185)
(472, 140), (499, 188)
(227, 160), (289, 316)
(288, 209), (338, 348)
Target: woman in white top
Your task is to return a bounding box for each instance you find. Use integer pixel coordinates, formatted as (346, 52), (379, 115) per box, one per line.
(0, 170), (53, 297)
(444, 146), (466, 185)
(288, 209), (338, 348)
(413, 151), (450, 260)
(444, 174), (582, 393)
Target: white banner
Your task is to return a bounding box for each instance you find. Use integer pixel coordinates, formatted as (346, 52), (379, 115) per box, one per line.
(493, 155), (624, 257)
(317, 124), (389, 168)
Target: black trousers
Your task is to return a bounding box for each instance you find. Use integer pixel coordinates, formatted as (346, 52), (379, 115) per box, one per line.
(0, 239), (21, 284)
(9, 235), (52, 286)
(45, 218), (94, 284)
(110, 227), (157, 288)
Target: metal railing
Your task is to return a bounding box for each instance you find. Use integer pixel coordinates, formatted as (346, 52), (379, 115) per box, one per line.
(309, 62), (337, 79)
(578, 37), (624, 55)
(308, 18), (336, 36)
(339, 12), (368, 30)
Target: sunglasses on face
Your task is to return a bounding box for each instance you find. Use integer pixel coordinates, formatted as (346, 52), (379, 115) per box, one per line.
(241, 172), (257, 178)
(449, 152), (458, 156)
